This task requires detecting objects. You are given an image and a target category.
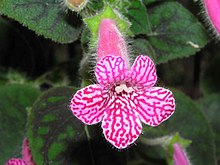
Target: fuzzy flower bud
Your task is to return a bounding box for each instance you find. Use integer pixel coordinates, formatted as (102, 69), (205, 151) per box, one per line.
(203, 0), (220, 36)
(173, 143), (191, 165)
(97, 19), (129, 65)
(64, 0), (89, 12)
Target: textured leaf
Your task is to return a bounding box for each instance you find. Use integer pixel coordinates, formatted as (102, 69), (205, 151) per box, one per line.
(132, 38), (157, 59)
(0, 84), (40, 164)
(132, 2), (209, 63)
(27, 87), (127, 165)
(197, 93), (220, 162)
(140, 89), (216, 165)
(123, 0), (151, 35)
(105, 0), (151, 35)
(0, 0), (82, 43)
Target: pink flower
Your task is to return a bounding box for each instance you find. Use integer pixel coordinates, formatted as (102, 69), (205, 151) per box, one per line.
(70, 55), (175, 149)
(70, 18), (175, 149)
(173, 143), (190, 165)
(5, 138), (35, 165)
(203, 0), (220, 35)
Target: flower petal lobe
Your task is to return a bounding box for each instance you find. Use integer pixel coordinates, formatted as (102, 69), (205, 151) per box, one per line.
(95, 56), (128, 86)
(70, 84), (107, 125)
(130, 55), (157, 87)
(102, 97), (142, 149)
(135, 87), (175, 126)
(5, 159), (26, 165)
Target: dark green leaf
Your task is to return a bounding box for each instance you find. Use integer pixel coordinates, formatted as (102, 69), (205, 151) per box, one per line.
(27, 87), (127, 165)
(132, 2), (209, 63)
(197, 93), (220, 162)
(124, 0), (151, 35)
(128, 145), (166, 165)
(0, 0), (82, 43)
(81, 0), (104, 17)
(0, 84), (40, 164)
(201, 55), (220, 95)
(143, 0), (168, 6)
(131, 38), (157, 59)
(102, 0), (151, 35)
(140, 89), (216, 165)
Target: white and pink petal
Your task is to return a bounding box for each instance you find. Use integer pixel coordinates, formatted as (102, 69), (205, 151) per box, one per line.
(101, 97), (142, 149)
(130, 55), (157, 87)
(135, 87), (175, 126)
(70, 84), (108, 125)
(95, 56), (129, 86)
(5, 159), (26, 165)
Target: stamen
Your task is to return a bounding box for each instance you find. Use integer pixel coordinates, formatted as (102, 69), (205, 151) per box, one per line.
(115, 83), (134, 94)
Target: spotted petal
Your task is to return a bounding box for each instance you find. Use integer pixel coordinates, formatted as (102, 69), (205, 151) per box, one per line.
(70, 84), (108, 125)
(135, 87), (175, 126)
(130, 55), (157, 87)
(95, 56), (129, 86)
(102, 97), (142, 149)
(5, 159), (26, 165)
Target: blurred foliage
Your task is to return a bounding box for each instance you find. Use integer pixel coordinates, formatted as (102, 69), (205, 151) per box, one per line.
(197, 93), (220, 163)
(0, 84), (40, 164)
(201, 53), (220, 95)
(0, 0), (220, 164)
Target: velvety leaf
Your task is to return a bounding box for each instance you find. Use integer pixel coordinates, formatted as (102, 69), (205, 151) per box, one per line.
(123, 0), (151, 35)
(197, 93), (220, 162)
(132, 2), (209, 63)
(140, 89), (216, 165)
(201, 55), (220, 95)
(132, 38), (157, 59)
(0, 0), (82, 43)
(105, 0), (151, 35)
(0, 84), (40, 164)
(27, 87), (127, 165)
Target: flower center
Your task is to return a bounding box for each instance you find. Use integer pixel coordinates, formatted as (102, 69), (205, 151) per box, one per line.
(115, 83), (134, 94)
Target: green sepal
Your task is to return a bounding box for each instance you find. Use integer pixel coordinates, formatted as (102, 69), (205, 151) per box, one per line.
(83, 4), (131, 47)
(164, 133), (191, 165)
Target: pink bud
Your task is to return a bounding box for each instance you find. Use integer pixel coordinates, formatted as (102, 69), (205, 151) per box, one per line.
(203, 0), (220, 35)
(173, 143), (190, 165)
(22, 138), (35, 165)
(5, 138), (36, 165)
(97, 19), (129, 66)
